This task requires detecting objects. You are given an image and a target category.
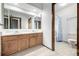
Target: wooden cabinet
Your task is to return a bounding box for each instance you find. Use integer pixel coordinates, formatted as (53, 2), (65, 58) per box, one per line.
(36, 33), (43, 45)
(18, 35), (29, 51)
(2, 36), (18, 55)
(1, 33), (43, 56)
(2, 40), (18, 55)
(29, 34), (37, 47)
(29, 33), (43, 47)
(36, 37), (42, 45)
(0, 36), (1, 56)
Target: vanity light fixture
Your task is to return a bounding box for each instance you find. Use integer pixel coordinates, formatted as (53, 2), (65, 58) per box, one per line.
(13, 3), (18, 5)
(58, 3), (68, 6)
(33, 9), (37, 12)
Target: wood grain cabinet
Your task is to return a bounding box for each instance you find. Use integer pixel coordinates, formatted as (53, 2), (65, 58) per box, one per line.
(36, 33), (43, 45)
(29, 33), (43, 47)
(18, 35), (29, 51)
(1, 33), (43, 56)
(2, 36), (18, 56)
(29, 34), (37, 47)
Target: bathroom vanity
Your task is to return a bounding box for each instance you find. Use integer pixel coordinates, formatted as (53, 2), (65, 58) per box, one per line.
(1, 32), (43, 56)
(1, 3), (43, 56)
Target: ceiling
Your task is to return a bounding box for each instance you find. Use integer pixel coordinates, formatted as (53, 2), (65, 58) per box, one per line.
(27, 3), (43, 10)
(55, 3), (73, 12)
(4, 3), (42, 17)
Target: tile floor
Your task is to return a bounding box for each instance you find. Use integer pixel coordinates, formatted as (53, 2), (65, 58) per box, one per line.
(11, 42), (76, 56)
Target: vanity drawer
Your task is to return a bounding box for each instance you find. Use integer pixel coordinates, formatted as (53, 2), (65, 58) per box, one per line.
(2, 36), (18, 41)
(37, 33), (43, 37)
(17, 34), (29, 39)
(29, 34), (37, 37)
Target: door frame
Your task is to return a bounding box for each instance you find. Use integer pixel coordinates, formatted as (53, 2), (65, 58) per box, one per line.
(77, 3), (79, 56)
(53, 3), (78, 56)
(52, 3), (55, 51)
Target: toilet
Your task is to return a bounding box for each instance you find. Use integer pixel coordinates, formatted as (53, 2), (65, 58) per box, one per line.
(68, 39), (77, 48)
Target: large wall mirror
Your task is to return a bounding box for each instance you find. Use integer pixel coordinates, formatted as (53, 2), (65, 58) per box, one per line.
(34, 20), (41, 29)
(3, 3), (42, 29)
(4, 15), (21, 29)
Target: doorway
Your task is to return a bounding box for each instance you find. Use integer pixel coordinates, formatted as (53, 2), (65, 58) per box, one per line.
(52, 3), (77, 56)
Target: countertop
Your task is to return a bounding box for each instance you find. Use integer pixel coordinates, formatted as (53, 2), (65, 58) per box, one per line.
(1, 29), (43, 36)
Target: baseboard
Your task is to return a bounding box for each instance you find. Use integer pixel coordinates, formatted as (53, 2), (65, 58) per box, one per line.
(42, 44), (53, 51)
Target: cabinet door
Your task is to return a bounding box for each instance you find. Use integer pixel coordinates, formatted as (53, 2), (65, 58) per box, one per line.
(29, 35), (36, 47)
(36, 38), (42, 45)
(18, 39), (29, 51)
(36, 34), (43, 45)
(2, 40), (18, 56)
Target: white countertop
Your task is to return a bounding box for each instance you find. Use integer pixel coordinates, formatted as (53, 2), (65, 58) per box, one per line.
(1, 29), (43, 36)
